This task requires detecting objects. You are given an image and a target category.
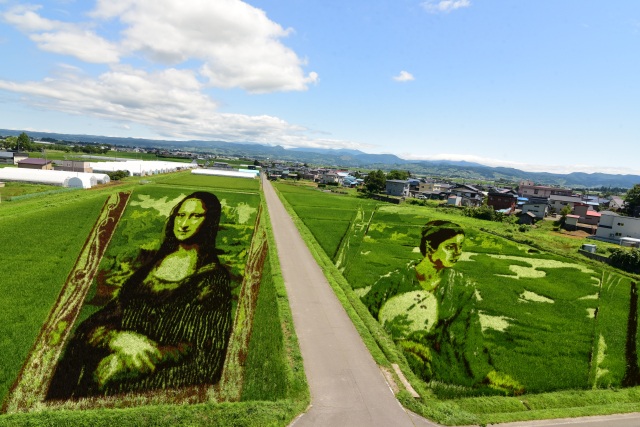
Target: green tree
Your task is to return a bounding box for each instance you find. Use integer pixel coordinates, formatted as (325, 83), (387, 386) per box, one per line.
(16, 132), (32, 151)
(624, 184), (640, 217)
(2, 136), (17, 150)
(364, 169), (386, 194)
(386, 169), (409, 180)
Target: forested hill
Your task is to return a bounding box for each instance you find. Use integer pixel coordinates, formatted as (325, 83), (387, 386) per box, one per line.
(2, 128), (639, 188)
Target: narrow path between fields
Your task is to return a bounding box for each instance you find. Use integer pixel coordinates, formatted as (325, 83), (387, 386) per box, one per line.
(262, 178), (435, 427)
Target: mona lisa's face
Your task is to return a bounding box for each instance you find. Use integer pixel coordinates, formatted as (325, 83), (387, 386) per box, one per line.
(428, 234), (464, 269)
(173, 198), (207, 241)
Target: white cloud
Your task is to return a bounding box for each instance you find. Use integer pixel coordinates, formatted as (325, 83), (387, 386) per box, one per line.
(421, 0), (471, 14)
(0, 67), (363, 150)
(2, 0), (317, 92)
(2, 5), (120, 63)
(393, 71), (414, 82)
(92, 0), (317, 93)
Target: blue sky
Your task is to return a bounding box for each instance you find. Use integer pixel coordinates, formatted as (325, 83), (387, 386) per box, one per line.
(0, 1), (638, 174)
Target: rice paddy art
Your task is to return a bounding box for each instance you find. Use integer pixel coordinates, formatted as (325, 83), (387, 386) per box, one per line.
(4, 187), (266, 412)
(278, 192), (640, 397)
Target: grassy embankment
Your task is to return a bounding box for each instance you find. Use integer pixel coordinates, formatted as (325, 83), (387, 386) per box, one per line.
(272, 181), (640, 425)
(0, 172), (308, 426)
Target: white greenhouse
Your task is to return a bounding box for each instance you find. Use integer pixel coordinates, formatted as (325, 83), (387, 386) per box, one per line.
(90, 160), (197, 176)
(191, 168), (257, 179)
(0, 168), (96, 188)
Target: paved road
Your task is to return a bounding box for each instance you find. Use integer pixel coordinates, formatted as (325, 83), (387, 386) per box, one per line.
(262, 177), (640, 427)
(263, 178), (435, 427)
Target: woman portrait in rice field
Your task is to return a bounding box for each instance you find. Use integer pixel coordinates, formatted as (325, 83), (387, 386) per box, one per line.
(361, 220), (522, 395)
(46, 191), (232, 399)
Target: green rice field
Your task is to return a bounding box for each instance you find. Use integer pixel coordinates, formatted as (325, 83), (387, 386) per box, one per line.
(0, 175), (307, 426)
(274, 181), (640, 423)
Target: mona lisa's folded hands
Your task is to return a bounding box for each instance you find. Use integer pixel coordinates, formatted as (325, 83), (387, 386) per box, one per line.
(95, 331), (162, 387)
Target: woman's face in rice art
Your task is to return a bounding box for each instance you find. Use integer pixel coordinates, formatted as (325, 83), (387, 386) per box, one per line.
(173, 198), (207, 241)
(429, 234), (465, 269)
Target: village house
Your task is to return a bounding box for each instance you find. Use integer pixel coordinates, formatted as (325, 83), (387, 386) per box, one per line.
(595, 211), (640, 243)
(320, 171), (342, 185)
(487, 188), (518, 212)
(518, 180), (572, 198)
(573, 203), (602, 226)
(548, 195), (584, 213)
(607, 196), (625, 211)
(419, 181), (452, 193)
(301, 169), (320, 181)
(520, 196), (549, 220)
(386, 180), (410, 197)
(449, 184), (484, 207)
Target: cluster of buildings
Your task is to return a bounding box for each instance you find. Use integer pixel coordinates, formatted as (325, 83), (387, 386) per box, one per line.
(265, 163), (363, 187)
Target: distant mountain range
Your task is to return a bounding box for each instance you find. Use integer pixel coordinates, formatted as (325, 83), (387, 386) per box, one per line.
(2, 128), (639, 189)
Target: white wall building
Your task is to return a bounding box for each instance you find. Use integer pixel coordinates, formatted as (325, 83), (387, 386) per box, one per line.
(192, 169), (257, 179)
(521, 201), (548, 219)
(595, 211), (640, 241)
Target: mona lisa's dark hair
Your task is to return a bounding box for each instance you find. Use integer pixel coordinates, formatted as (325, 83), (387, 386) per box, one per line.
(420, 220), (465, 257)
(120, 192), (223, 296)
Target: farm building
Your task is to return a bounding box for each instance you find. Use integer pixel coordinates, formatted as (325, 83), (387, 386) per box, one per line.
(0, 151), (14, 164)
(565, 214), (580, 230)
(191, 168), (257, 179)
(56, 160), (92, 173)
(17, 158), (53, 170)
(0, 151), (28, 165)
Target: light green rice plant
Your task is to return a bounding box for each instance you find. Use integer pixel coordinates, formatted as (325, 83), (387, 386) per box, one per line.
(0, 196), (107, 403)
(158, 173), (260, 192)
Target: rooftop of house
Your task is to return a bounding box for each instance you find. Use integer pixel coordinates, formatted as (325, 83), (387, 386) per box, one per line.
(18, 158), (51, 165)
(549, 195), (583, 203)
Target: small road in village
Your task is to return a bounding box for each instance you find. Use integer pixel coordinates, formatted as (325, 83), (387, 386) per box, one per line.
(261, 177), (640, 427)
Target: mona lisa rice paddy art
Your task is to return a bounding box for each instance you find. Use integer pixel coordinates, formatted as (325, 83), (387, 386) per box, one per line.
(4, 186), (266, 412)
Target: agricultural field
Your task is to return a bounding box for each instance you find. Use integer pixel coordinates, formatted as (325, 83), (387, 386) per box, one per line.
(0, 176), (307, 426)
(274, 181), (640, 423)
(157, 173), (261, 192)
(0, 181), (76, 200)
(274, 182), (380, 261)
